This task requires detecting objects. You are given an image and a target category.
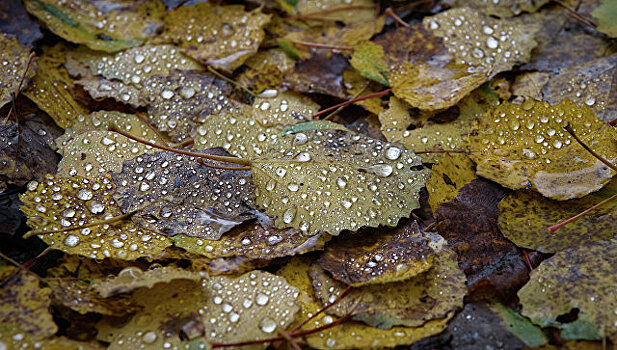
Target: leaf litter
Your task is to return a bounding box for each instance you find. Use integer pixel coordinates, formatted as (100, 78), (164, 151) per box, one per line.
(3, 0), (617, 348)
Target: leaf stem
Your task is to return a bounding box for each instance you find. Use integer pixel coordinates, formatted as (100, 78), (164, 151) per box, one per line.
(312, 89), (392, 119)
(291, 40), (353, 51)
(207, 65), (254, 97)
(564, 123), (617, 172)
(290, 285), (352, 333)
(108, 125), (252, 167)
(548, 191), (617, 233)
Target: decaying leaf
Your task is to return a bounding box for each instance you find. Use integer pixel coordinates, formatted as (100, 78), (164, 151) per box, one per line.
(24, 0), (164, 52)
(311, 234), (466, 329)
(237, 48), (296, 92)
(173, 212), (329, 260)
(317, 221), (435, 286)
(519, 241), (617, 342)
(0, 114), (59, 189)
(112, 149), (256, 240)
(0, 323), (103, 350)
(543, 54), (617, 122)
(436, 179), (531, 298)
(278, 257), (453, 349)
(22, 43), (88, 129)
(99, 270), (299, 348)
(0, 0), (42, 46)
(91, 265), (205, 297)
(421, 302), (547, 349)
(292, 0), (376, 24)
(155, 2), (271, 72)
(252, 129), (428, 235)
(426, 154), (477, 215)
(284, 52), (351, 99)
(468, 99), (617, 200)
(498, 180), (617, 253)
(0, 266), (56, 337)
(0, 33), (35, 109)
(20, 174), (172, 260)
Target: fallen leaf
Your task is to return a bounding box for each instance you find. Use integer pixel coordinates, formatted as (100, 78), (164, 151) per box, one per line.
(498, 180), (617, 253)
(442, 0), (550, 18)
(311, 234), (466, 329)
(20, 174), (173, 260)
(112, 149), (256, 239)
(0, 266), (56, 337)
(518, 241), (617, 342)
(468, 99), (617, 200)
(24, 0), (164, 52)
(426, 153), (477, 215)
(592, 0), (617, 38)
(317, 221), (435, 286)
(0, 33), (35, 109)
(252, 128), (428, 235)
(155, 2), (271, 72)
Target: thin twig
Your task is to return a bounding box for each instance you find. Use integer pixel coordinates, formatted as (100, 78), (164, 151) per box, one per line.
(385, 7), (409, 27)
(290, 286), (352, 333)
(109, 125), (252, 167)
(312, 89), (392, 119)
(207, 66), (254, 97)
(548, 192), (617, 233)
(564, 123), (617, 172)
(552, 0), (598, 28)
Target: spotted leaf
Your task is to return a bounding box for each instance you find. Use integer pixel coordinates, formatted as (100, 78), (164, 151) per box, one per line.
(20, 174), (172, 260)
(0, 33), (35, 109)
(252, 129), (428, 235)
(112, 149), (256, 240)
(468, 99), (617, 200)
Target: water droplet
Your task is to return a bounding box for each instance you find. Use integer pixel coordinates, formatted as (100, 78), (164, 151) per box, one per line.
(140, 182), (151, 191)
(161, 90), (174, 99)
(134, 54), (145, 64)
(367, 164), (393, 177)
(486, 37), (499, 49)
(77, 189), (93, 200)
(294, 133), (308, 144)
(386, 147), (402, 160)
(180, 87), (196, 99)
(283, 208), (296, 224)
(553, 140), (563, 149)
(142, 331), (157, 344)
(89, 201), (105, 214)
(296, 152), (311, 162)
(256, 293), (270, 306)
(259, 317), (277, 333)
(62, 209), (76, 218)
(336, 177), (347, 188)
(64, 235), (80, 247)
(585, 96), (596, 106)
(288, 184), (299, 192)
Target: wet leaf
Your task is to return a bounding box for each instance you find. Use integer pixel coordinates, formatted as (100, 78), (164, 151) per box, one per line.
(0, 267), (56, 337)
(379, 86), (498, 161)
(442, 0), (550, 18)
(468, 99), (617, 200)
(65, 44), (204, 88)
(0, 33), (35, 109)
(426, 154), (477, 215)
(435, 179), (531, 299)
(0, 0), (43, 46)
(237, 49), (296, 92)
(113, 149), (256, 239)
(193, 92), (320, 158)
(24, 0), (164, 52)
(155, 2), (271, 72)
(46, 277), (133, 316)
(423, 302), (547, 349)
(0, 115), (59, 189)
(498, 180), (617, 253)
(173, 212), (330, 260)
(311, 234), (466, 329)
(252, 128), (428, 235)
(278, 257), (453, 349)
(349, 41), (389, 86)
(20, 174), (173, 260)
(91, 265), (206, 297)
(317, 221), (435, 286)
(55, 111), (167, 177)
(284, 52), (351, 98)
(292, 0), (376, 24)
(99, 270), (299, 349)
(518, 241), (617, 342)
(22, 43), (89, 129)
(0, 323), (103, 350)
(542, 54), (617, 122)
(592, 0), (617, 38)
